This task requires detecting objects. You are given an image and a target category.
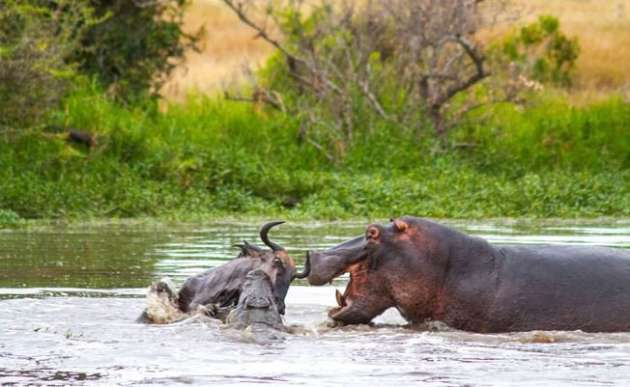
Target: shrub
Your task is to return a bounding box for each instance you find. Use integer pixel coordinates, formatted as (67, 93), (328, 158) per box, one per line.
(222, 1), (580, 162)
(0, 1), (92, 130)
(222, 0), (496, 160)
(501, 15), (580, 87)
(0, 0), (200, 130)
(0, 209), (22, 227)
(71, 0), (201, 102)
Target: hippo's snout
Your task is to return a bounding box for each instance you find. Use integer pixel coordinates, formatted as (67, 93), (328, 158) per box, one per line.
(306, 251), (339, 285)
(307, 237), (369, 286)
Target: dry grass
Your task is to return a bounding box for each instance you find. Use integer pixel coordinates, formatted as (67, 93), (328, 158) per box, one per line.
(162, 0), (630, 100)
(161, 0), (272, 100)
(505, 0), (630, 91)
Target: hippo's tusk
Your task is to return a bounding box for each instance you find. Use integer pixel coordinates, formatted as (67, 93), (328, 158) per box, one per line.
(292, 251), (311, 280)
(260, 221), (285, 252)
(335, 289), (346, 307)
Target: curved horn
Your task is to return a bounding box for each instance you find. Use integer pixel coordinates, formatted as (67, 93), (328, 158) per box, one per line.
(260, 221), (285, 251)
(293, 251), (311, 280)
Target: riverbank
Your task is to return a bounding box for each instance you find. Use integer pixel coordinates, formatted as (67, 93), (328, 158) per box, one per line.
(2, 216), (629, 233)
(1, 89), (628, 225)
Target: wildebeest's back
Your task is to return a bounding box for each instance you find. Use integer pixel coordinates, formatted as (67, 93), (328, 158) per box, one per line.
(489, 244), (630, 332)
(178, 259), (254, 312)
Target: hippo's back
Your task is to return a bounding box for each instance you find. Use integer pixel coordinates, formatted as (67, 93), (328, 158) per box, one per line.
(489, 244), (630, 332)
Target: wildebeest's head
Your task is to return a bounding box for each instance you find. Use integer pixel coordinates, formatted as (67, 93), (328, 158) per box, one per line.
(176, 221), (310, 316)
(232, 221), (310, 315)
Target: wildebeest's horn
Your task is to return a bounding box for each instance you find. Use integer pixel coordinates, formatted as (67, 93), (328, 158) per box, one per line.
(260, 221), (285, 252)
(293, 251), (311, 280)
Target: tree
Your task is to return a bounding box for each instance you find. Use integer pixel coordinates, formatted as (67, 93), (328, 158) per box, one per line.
(71, 0), (201, 102)
(221, 0), (512, 159)
(502, 15), (579, 87)
(1, 0), (201, 131)
(0, 1), (93, 131)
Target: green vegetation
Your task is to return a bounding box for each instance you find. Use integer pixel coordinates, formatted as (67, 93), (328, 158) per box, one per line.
(0, 2), (627, 225)
(501, 15), (580, 86)
(0, 83), (627, 224)
(0, 1), (93, 129)
(71, 0), (200, 102)
(0, 0), (197, 132)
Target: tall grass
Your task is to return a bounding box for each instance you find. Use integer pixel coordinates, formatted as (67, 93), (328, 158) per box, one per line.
(0, 84), (628, 222)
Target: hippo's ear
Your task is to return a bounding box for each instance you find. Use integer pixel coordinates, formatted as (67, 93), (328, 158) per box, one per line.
(392, 219), (408, 233)
(234, 241), (263, 258)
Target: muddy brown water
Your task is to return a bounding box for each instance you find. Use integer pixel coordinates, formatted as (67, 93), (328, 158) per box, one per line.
(1, 220), (630, 386)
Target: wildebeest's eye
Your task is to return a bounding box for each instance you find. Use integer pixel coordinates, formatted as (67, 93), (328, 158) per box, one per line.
(273, 257), (284, 267)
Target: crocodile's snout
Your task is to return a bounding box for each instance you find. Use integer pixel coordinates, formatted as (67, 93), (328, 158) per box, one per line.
(245, 296), (272, 309)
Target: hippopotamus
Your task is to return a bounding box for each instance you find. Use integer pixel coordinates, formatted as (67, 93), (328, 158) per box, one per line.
(307, 216), (630, 333)
(139, 221), (309, 324)
(226, 269), (286, 331)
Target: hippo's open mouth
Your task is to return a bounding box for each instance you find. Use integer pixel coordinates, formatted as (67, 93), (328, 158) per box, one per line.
(327, 262), (368, 320)
(305, 235), (378, 323)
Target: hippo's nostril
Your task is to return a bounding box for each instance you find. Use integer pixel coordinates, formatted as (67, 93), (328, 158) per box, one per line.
(366, 226), (380, 241)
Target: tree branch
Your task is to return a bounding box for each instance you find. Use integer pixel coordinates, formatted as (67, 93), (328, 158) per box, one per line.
(432, 35), (489, 109)
(359, 79), (388, 119)
(221, 0), (304, 66)
(224, 88), (285, 112)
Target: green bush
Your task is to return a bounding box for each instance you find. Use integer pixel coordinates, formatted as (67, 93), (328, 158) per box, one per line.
(501, 15), (580, 86)
(0, 0), (200, 131)
(455, 96), (630, 172)
(0, 85), (627, 221)
(71, 0), (200, 102)
(0, 1), (92, 130)
(238, 0), (496, 158)
(0, 209), (22, 227)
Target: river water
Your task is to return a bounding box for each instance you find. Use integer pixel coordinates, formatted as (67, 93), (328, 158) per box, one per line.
(1, 219), (630, 386)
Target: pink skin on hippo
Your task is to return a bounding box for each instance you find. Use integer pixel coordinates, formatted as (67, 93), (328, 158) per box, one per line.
(307, 216), (630, 332)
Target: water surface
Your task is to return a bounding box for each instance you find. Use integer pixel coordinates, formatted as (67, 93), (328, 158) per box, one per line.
(1, 219), (630, 386)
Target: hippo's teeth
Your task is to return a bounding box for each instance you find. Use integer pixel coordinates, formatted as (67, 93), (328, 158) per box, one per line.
(335, 289), (346, 307)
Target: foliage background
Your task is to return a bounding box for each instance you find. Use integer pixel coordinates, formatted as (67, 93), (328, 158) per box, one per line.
(0, 0), (628, 225)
